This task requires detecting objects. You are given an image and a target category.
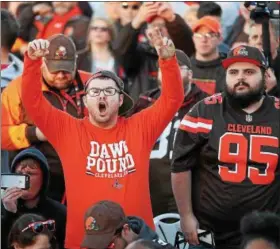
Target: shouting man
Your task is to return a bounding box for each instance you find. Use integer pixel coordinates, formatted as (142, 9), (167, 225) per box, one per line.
(21, 27), (184, 248)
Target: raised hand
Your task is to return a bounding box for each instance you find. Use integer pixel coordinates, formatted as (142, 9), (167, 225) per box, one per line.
(157, 2), (176, 22)
(147, 27), (175, 60)
(131, 2), (159, 29)
(27, 39), (50, 60)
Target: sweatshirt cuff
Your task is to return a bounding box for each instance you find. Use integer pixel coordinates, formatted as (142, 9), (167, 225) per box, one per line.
(24, 52), (42, 68)
(26, 126), (40, 144)
(159, 55), (178, 68)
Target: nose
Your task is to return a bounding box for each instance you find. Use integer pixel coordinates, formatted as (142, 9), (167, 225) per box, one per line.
(56, 71), (67, 78)
(236, 72), (246, 82)
(98, 91), (107, 99)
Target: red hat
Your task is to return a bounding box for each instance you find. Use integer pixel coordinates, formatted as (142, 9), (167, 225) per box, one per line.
(192, 16), (222, 34)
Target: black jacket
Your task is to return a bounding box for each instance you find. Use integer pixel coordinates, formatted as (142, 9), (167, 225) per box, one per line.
(113, 14), (195, 101)
(1, 148), (66, 249)
(191, 55), (226, 95)
(269, 51), (280, 97)
(128, 85), (206, 216)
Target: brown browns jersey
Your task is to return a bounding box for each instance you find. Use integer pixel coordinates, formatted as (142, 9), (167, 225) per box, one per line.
(172, 93), (280, 249)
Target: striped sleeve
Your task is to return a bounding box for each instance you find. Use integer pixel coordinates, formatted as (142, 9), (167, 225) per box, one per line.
(179, 115), (213, 134)
(171, 101), (212, 172)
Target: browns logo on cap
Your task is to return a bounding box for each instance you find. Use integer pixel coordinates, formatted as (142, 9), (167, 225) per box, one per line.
(85, 216), (100, 231)
(222, 45), (268, 69)
(45, 34), (77, 73)
(232, 46), (249, 57)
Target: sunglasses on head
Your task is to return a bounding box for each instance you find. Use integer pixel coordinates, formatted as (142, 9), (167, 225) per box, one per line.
(121, 3), (140, 10)
(91, 26), (109, 32)
(21, 220), (56, 233)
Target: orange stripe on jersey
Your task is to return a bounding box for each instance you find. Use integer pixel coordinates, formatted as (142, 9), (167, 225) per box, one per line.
(183, 115), (213, 125)
(180, 115), (213, 134)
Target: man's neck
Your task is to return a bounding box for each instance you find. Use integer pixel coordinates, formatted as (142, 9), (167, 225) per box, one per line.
(24, 197), (40, 209)
(195, 51), (219, 62)
(89, 115), (118, 129)
(1, 48), (10, 64)
(242, 96), (265, 114)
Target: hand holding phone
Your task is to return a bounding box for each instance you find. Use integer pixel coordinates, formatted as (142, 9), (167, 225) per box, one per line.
(1, 187), (23, 213)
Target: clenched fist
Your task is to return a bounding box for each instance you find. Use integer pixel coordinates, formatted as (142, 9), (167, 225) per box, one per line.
(147, 27), (175, 60)
(27, 39), (50, 60)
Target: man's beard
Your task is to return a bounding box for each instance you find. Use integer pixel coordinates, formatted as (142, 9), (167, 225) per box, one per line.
(225, 79), (265, 109)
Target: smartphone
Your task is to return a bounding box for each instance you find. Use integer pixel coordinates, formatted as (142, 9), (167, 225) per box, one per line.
(1, 174), (30, 190)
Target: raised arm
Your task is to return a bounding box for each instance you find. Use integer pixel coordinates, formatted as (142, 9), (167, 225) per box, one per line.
(132, 27), (184, 146)
(21, 39), (76, 150)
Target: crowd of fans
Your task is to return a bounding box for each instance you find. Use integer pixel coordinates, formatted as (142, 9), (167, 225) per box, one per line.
(1, 2), (280, 249)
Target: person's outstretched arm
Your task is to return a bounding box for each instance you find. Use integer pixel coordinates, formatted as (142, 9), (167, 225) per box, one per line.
(21, 39), (77, 150)
(130, 27), (184, 146)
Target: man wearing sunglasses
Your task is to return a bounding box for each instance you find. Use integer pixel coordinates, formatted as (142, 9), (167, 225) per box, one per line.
(21, 27), (184, 249)
(191, 16), (226, 95)
(1, 147), (66, 249)
(119, 2), (142, 27)
(81, 201), (175, 249)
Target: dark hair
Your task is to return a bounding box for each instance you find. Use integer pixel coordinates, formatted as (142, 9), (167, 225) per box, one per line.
(1, 9), (19, 50)
(8, 213), (56, 249)
(197, 2), (222, 19)
(240, 211), (280, 249)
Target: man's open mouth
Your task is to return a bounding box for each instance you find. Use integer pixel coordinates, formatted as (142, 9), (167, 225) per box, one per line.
(99, 102), (107, 114)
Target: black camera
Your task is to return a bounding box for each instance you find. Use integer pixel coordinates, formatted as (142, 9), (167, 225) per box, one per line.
(244, 1), (279, 22)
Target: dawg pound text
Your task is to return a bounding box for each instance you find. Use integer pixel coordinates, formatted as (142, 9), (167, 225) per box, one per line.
(86, 140), (136, 178)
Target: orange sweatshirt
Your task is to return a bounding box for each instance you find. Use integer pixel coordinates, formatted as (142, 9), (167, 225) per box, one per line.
(21, 54), (184, 249)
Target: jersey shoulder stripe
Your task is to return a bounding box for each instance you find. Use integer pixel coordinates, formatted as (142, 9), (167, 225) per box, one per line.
(179, 115), (213, 134)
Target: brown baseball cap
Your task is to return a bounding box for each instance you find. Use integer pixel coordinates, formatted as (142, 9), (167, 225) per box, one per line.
(45, 34), (77, 73)
(81, 201), (127, 249)
(84, 70), (134, 116)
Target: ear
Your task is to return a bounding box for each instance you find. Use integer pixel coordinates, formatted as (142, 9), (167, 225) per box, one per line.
(119, 94), (124, 107)
(13, 242), (23, 249)
(83, 95), (88, 108)
(264, 69), (269, 82)
(121, 223), (131, 237)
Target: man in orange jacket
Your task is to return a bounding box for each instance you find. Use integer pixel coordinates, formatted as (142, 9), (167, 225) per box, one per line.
(1, 34), (92, 202)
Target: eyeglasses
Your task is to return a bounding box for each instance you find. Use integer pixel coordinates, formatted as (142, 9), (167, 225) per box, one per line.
(91, 26), (109, 32)
(121, 3), (140, 10)
(193, 32), (219, 39)
(86, 87), (120, 97)
(21, 220), (56, 233)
